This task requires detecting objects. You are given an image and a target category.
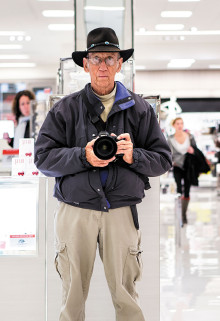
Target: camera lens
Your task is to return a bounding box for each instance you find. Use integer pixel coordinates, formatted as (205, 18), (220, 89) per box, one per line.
(93, 136), (117, 160)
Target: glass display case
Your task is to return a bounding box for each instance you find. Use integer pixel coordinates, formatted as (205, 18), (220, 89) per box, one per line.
(143, 95), (161, 122)
(30, 100), (48, 142)
(30, 95), (66, 141)
(57, 57), (134, 95)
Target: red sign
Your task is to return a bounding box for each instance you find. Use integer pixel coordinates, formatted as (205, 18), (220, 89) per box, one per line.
(10, 234), (35, 238)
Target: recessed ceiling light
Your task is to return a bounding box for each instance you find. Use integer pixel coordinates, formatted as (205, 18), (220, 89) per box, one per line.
(136, 30), (220, 36)
(0, 44), (23, 49)
(167, 59), (195, 68)
(135, 65), (146, 70)
(138, 27), (146, 33)
(38, 0), (70, 2)
(209, 65), (220, 69)
(161, 11), (192, 18)
(0, 55), (29, 59)
(0, 31), (25, 36)
(25, 36), (31, 41)
(84, 6), (124, 11)
(42, 10), (74, 17)
(0, 63), (36, 68)
(168, 0), (200, 2)
(155, 24), (184, 31)
(48, 24), (74, 31)
(17, 36), (24, 41)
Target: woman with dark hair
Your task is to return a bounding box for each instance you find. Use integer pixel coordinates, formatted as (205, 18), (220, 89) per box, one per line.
(9, 90), (35, 148)
(167, 117), (196, 225)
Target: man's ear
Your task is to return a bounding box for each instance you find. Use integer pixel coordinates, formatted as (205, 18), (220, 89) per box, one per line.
(116, 57), (123, 73)
(83, 58), (89, 73)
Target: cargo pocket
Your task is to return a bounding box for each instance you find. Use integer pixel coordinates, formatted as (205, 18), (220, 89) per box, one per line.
(54, 242), (69, 280)
(122, 246), (143, 298)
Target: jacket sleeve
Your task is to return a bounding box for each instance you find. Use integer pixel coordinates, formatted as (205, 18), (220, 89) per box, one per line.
(129, 104), (172, 177)
(167, 136), (174, 155)
(190, 134), (197, 148)
(34, 107), (91, 178)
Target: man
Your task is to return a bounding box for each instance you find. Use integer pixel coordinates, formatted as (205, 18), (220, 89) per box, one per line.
(34, 27), (172, 321)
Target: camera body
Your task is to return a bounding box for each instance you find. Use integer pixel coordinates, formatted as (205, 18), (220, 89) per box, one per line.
(93, 131), (123, 160)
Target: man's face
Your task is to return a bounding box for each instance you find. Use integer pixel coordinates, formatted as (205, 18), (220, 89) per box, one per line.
(83, 52), (123, 95)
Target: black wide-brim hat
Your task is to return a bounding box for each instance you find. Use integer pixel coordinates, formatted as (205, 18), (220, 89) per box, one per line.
(72, 27), (134, 67)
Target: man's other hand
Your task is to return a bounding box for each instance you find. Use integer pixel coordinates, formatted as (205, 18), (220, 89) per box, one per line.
(116, 133), (133, 164)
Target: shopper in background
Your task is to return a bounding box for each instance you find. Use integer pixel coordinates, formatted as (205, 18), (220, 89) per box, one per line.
(167, 117), (196, 225)
(34, 27), (172, 321)
(4, 90), (35, 148)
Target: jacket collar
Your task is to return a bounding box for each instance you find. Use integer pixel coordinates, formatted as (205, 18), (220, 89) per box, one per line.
(85, 81), (135, 113)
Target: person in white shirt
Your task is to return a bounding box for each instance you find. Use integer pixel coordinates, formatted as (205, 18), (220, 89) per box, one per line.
(7, 90), (35, 148)
(168, 117), (196, 225)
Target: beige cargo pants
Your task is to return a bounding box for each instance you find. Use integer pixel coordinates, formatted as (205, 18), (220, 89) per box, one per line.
(54, 202), (145, 321)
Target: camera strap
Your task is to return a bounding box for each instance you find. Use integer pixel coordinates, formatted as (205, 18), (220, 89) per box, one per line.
(81, 90), (140, 230)
(81, 89), (106, 132)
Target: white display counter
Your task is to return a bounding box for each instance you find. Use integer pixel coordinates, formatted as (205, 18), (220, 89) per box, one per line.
(0, 177), (46, 321)
(0, 176), (160, 321)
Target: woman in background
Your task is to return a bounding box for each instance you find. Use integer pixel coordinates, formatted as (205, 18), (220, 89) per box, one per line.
(168, 117), (196, 225)
(9, 90), (35, 148)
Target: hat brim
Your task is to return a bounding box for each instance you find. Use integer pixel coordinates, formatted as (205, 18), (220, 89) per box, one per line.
(72, 48), (134, 67)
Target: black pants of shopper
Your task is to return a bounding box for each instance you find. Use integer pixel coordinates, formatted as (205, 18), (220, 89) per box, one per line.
(173, 166), (191, 198)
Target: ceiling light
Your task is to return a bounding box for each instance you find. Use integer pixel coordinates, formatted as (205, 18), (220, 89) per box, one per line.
(42, 10), (74, 17)
(25, 36), (31, 41)
(48, 24), (74, 31)
(138, 27), (146, 33)
(167, 59), (195, 68)
(0, 55), (29, 59)
(9, 36), (16, 41)
(161, 11), (192, 18)
(136, 30), (220, 36)
(0, 63), (36, 68)
(209, 65), (220, 69)
(38, 0), (70, 2)
(17, 36), (24, 41)
(168, 0), (200, 2)
(84, 6), (125, 11)
(155, 24), (184, 31)
(0, 44), (22, 49)
(135, 65), (146, 70)
(0, 31), (25, 36)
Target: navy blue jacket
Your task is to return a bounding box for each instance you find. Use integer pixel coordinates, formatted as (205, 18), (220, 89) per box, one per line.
(34, 81), (172, 212)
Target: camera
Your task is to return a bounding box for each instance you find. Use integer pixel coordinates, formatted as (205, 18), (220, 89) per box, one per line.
(93, 131), (122, 160)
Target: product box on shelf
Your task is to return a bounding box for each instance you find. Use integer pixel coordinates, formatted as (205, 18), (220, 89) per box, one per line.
(11, 138), (40, 177)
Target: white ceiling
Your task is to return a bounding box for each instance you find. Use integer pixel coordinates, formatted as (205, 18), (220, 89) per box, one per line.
(0, 0), (220, 79)
(134, 0), (220, 70)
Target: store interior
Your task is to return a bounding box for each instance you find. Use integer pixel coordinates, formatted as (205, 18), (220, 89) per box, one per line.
(0, 1), (220, 321)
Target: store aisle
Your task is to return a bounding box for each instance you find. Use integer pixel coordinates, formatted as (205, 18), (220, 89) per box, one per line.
(160, 184), (220, 321)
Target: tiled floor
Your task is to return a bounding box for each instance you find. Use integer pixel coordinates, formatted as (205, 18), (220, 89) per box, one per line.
(160, 182), (220, 321)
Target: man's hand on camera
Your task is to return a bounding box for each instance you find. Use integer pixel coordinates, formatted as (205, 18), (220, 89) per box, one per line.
(85, 138), (116, 167)
(116, 133), (133, 164)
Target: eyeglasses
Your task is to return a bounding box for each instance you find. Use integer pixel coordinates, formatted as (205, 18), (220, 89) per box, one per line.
(87, 55), (119, 67)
